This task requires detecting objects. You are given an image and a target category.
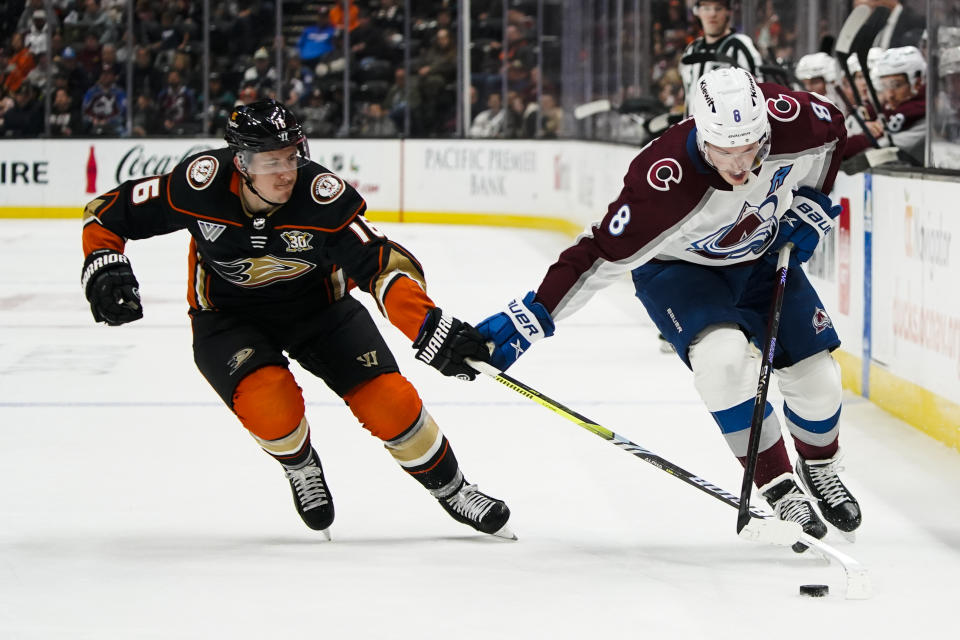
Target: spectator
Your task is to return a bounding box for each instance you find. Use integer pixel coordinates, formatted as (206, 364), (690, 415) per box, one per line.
(415, 27), (457, 133)
(3, 32), (35, 95)
(24, 9), (51, 57)
(243, 47), (277, 96)
(16, 1), (49, 34)
(503, 90), (527, 138)
(64, 0), (120, 46)
(350, 8), (391, 61)
(131, 93), (160, 136)
(24, 49), (53, 95)
(82, 63), (126, 136)
(298, 5), (337, 70)
(76, 32), (103, 79)
(384, 66), (420, 133)
(131, 46), (162, 100)
(205, 72), (236, 135)
(100, 42), (121, 76)
(537, 93), (564, 139)
(1, 83), (44, 137)
(357, 101), (397, 137)
(330, 0), (359, 31)
(49, 86), (82, 137)
(469, 91), (504, 138)
(57, 46), (91, 107)
(156, 69), (197, 135)
(300, 86), (338, 137)
(283, 50), (313, 106)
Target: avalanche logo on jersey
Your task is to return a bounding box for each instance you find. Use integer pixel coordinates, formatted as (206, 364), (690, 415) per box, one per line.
(812, 307), (833, 334)
(281, 230), (314, 252)
(766, 94), (801, 122)
(211, 255), (316, 287)
(647, 158), (682, 191)
(688, 195), (779, 259)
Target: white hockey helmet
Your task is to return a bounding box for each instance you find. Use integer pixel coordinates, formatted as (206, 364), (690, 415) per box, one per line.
(877, 46), (927, 90)
(846, 47), (883, 74)
(795, 52), (839, 83)
(691, 67), (771, 167)
(940, 46), (960, 77)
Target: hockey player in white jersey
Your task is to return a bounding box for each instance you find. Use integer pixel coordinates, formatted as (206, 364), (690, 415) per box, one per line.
(468, 68), (863, 551)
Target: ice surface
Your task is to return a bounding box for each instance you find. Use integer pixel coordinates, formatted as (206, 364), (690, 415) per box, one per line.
(2, 220), (959, 639)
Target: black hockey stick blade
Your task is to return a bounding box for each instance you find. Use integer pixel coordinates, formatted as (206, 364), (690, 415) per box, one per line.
(853, 6), (890, 72)
(853, 6), (892, 119)
(736, 243), (793, 534)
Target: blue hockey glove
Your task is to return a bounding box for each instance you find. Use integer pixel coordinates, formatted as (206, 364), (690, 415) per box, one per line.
(475, 291), (555, 372)
(769, 185), (842, 263)
(413, 307), (490, 381)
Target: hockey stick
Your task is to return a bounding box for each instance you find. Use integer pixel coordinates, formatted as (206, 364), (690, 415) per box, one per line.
(851, 5), (890, 120)
(465, 356), (872, 599)
(834, 5), (881, 149)
(737, 243), (792, 534)
(573, 99), (612, 120)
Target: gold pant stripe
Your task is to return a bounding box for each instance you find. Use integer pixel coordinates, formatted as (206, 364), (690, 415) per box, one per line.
(253, 417), (309, 456)
(385, 412), (443, 467)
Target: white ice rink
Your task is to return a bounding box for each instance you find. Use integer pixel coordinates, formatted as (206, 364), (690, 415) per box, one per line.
(2, 219), (960, 639)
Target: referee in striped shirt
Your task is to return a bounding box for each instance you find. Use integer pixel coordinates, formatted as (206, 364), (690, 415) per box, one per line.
(679, 0), (764, 112)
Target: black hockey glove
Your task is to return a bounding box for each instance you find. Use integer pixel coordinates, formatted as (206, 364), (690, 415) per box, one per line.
(81, 249), (144, 326)
(413, 307), (490, 381)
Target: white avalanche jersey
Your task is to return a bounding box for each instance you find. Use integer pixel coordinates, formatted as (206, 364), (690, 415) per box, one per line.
(535, 83), (847, 321)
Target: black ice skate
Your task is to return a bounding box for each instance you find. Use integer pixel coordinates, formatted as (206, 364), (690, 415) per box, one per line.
(283, 448), (334, 539)
(438, 477), (514, 539)
(795, 451), (862, 534)
(761, 475), (827, 553)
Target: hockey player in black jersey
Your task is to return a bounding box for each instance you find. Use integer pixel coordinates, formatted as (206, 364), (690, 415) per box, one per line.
(80, 99), (513, 539)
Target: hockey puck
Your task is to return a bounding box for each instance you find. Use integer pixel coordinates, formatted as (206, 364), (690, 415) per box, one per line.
(799, 584), (829, 597)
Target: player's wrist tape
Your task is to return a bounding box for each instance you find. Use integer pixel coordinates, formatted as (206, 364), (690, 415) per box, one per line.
(81, 249), (132, 294)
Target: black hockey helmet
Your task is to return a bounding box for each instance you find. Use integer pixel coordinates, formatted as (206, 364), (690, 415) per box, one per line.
(224, 99), (310, 174)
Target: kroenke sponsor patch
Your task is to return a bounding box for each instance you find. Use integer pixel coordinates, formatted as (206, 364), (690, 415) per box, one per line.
(186, 155), (219, 190)
(311, 173), (345, 204)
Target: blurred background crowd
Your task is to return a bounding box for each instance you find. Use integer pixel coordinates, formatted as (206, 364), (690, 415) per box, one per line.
(1, 1), (959, 168)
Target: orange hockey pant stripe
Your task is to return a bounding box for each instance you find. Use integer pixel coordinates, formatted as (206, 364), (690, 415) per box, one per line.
(232, 365), (305, 441)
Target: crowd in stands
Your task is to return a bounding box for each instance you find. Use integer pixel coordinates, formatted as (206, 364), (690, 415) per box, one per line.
(0, 0), (557, 139)
(0, 0), (957, 164)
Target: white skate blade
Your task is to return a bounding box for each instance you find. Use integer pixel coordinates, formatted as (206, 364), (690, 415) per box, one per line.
(837, 529), (856, 543)
(737, 516), (803, 547)
(320, 528), (331, 541)
(491, 524), (517, 540)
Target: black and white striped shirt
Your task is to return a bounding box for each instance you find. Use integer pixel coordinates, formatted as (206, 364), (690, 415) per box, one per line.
(679, 31), (764, 110)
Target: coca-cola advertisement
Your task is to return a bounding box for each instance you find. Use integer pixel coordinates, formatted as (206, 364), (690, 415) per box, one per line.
(0, 138), (397, 217)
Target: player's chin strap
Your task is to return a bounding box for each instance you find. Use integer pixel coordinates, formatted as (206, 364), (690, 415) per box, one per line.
(238, 170), (286, 207)
(465, 357), (873, 600)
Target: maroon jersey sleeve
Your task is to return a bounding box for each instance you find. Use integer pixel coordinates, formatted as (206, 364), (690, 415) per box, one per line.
(762, 83), (847, 194)
(535, 120), (712, 319)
